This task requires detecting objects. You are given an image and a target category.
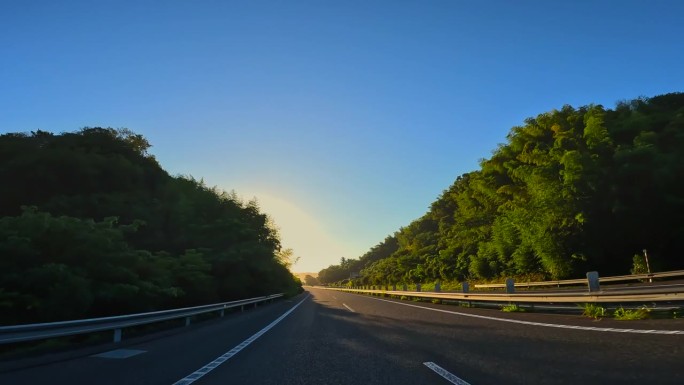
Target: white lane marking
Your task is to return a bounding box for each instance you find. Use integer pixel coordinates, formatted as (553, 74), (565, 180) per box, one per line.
(92, 349), (146, 359)
(424, 362), (471, 385)
(172, 294), (310, 385)
(367, 297), (684, 335)
(343, 303), (355, 313)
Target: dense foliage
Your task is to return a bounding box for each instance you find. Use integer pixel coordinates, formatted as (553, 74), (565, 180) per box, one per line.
(319, 93), (684, 285)
(0, 128), (301, 324)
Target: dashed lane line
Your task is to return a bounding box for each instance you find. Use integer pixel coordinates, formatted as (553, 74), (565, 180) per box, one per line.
(342, 303), (355, 313)
(424, 362), (472, 385)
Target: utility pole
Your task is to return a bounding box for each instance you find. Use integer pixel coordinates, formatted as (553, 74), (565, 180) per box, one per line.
(643, 249), (652, 283)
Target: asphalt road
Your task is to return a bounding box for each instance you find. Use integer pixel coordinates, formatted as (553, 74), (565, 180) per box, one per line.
(2, 287), (683, 384)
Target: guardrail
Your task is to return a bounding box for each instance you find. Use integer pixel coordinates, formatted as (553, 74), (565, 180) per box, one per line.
(0, 293), (283, 345)
(473, 270), (684, 289)
(325, 287), (684, 304)
(322, 286), (684, 316)
(325, 269), (684, 309)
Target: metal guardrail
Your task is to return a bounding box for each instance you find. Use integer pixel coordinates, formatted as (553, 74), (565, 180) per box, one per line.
(326, 269), (684, 307)
(0, 293), (283, 345)
(473, 270), (684, 289)
(326, 287), (684, 304)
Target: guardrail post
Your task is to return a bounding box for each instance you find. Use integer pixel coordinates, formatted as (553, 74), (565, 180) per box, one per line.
(403, 284), (407, 291)
(392, 284), (397, 291)
(505, 278), (515, 294)
(241, 305), (245, 312)
(220, 309), (225, 317)
(435, 282), (441, 292)
(113, 328), (122, 343)
(185, 316), (191, 327)
(587, 271), (600, 292)
(416, 283), (421, 292)
(461, 282), (469, 293)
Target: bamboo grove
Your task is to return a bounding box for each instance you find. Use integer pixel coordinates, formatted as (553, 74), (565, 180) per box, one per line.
(319, 93), (684, 285)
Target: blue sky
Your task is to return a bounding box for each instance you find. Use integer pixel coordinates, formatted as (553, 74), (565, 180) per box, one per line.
(2, 1), (683, 272)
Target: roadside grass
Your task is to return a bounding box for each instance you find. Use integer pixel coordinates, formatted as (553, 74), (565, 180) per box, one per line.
(581, 303), (607, 319)
(501, 303), (525, 313)
(431, 299), (442, 304)
(580, 303), (653, 320)
(613, 307), (650, 320)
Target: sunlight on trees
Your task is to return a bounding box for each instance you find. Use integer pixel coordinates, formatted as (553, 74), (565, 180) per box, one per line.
(318, 93), (684, 285)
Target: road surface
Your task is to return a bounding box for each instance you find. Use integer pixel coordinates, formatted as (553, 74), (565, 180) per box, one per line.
(1, 287), (683, 384)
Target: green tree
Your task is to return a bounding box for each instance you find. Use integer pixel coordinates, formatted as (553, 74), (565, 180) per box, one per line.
(320, 92), (684, 285)
(0, 128), (302, 323)
(303, 275), (319, 286)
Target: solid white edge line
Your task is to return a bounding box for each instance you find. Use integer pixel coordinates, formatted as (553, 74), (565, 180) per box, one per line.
(424, 362), (472, 385)
(172, 294), (310, 385)
(342, 303), (355, 313)
(365, 296), (684, 335)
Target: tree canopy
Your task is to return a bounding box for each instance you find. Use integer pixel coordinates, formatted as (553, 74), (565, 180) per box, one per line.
(318, 93), (684, 285)
(0, 128), (301, 324)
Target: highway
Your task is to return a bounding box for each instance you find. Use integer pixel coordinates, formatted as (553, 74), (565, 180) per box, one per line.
(2, 287), (683, 384)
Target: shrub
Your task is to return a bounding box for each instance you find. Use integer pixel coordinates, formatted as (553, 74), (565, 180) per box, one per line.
(613, 307), (649, 320)
(630, 254), (649, 275)
(501, 303), (525, 312)
(581, 303), (607, 319)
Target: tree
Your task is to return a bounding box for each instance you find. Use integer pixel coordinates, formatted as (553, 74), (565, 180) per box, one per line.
(318, 93), (684, 284)
(0, 128), (302, 323)
(303, 275), (319, 286)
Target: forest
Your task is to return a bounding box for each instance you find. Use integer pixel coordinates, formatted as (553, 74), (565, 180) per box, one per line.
(319, 93), (684, 286)
(0, 128), (301, 324)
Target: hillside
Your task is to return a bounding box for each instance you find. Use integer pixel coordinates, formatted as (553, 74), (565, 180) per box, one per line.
(0, 128), (301, 324)
(319, 93), (684, 285)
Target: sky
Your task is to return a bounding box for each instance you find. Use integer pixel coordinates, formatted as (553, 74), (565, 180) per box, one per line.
(2, 1), (683, 273)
